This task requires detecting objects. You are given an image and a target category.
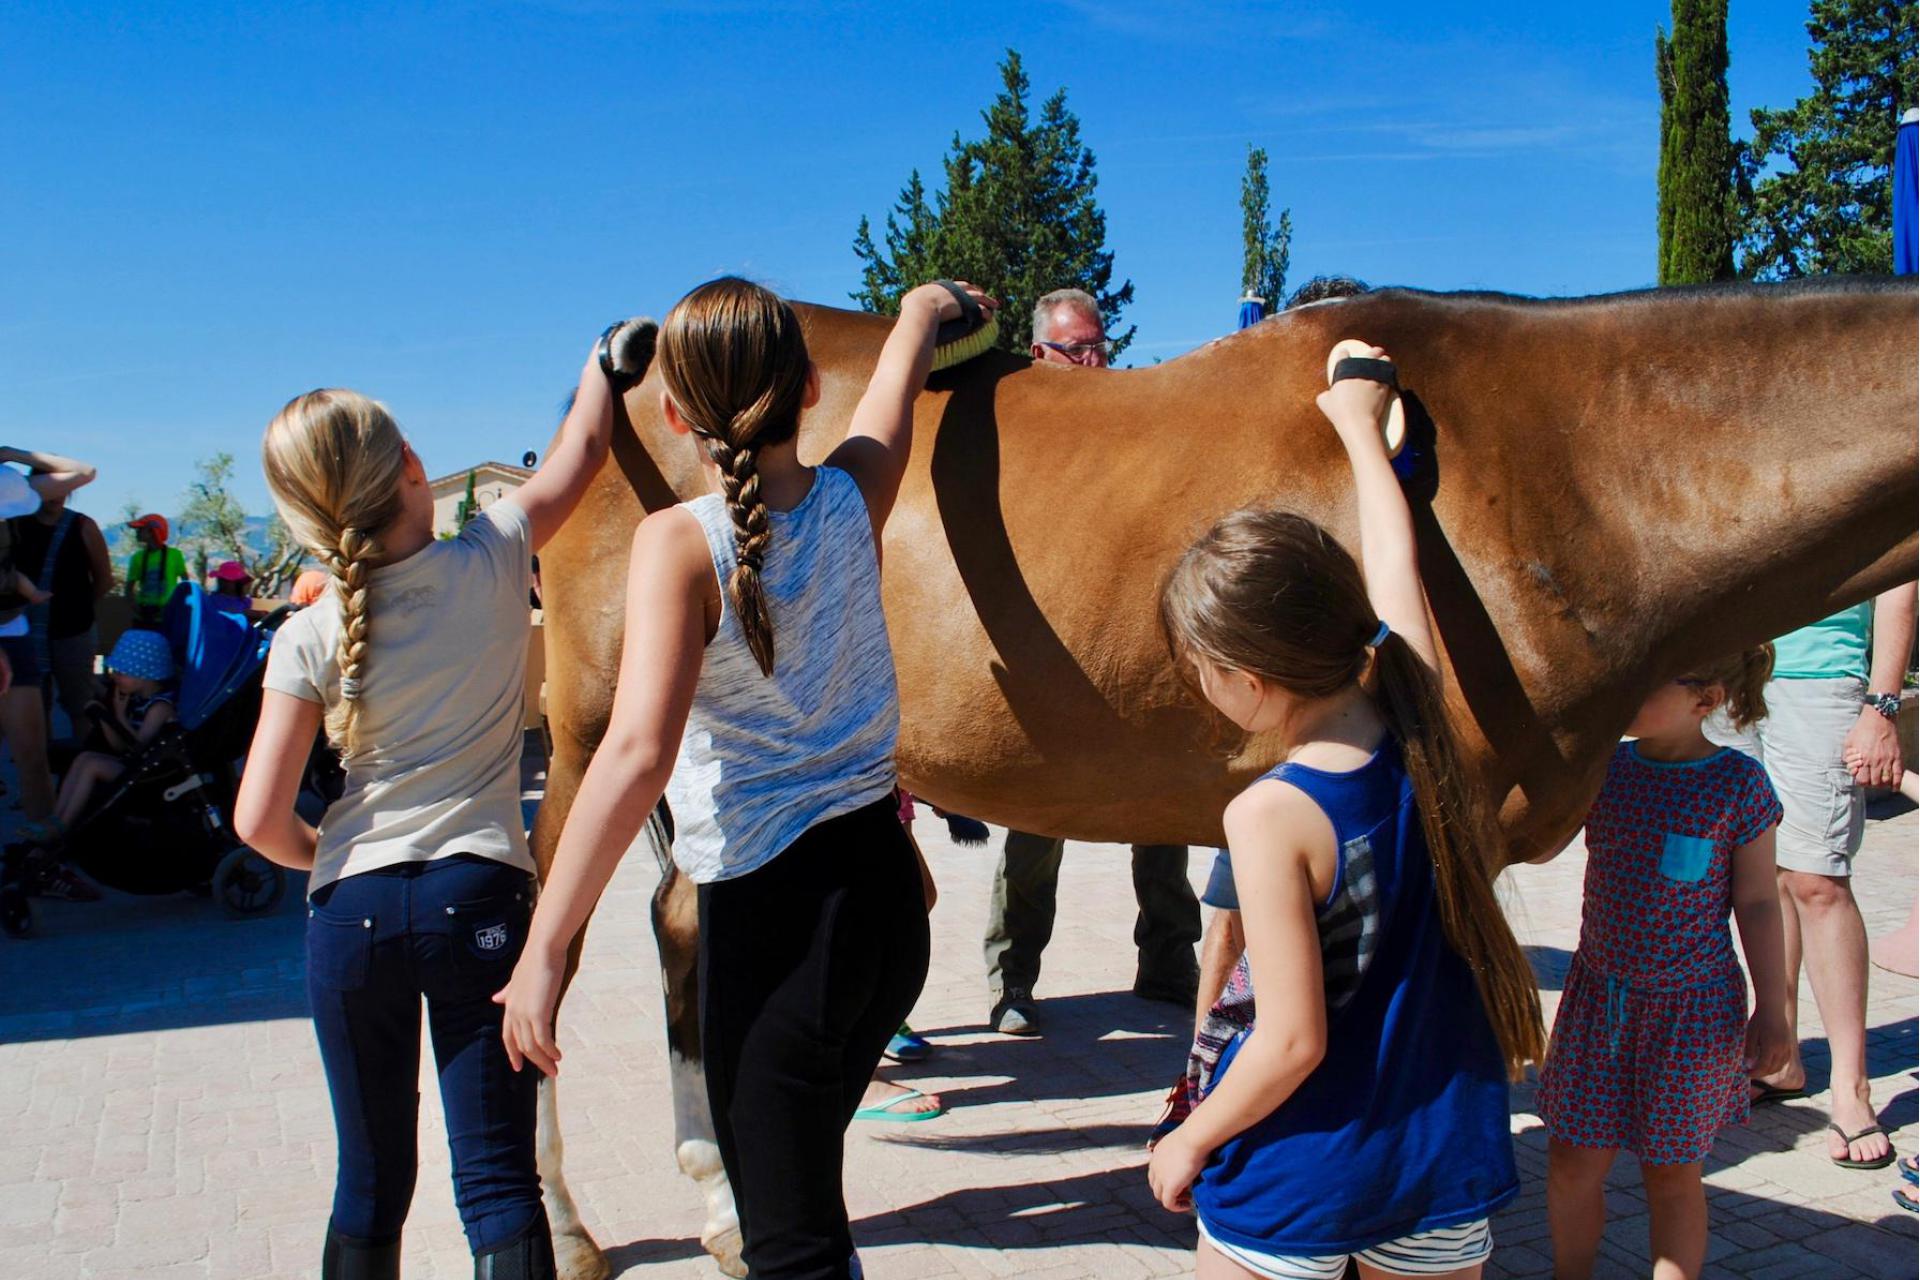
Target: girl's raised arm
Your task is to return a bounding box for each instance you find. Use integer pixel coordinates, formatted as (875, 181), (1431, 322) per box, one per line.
(235, 691), (323, 870)
(829, 281), (995, 539)
(494, 505), (711, 1075)
(1314, 350), (1437, 671)
(507, 336), (638, 551)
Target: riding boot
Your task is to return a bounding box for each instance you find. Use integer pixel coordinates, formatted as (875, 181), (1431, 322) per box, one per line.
(473, 1214), (556, 1280)
(321, 1226), (401, 1280)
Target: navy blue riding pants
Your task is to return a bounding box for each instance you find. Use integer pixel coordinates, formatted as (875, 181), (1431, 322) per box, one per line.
(306, 854), (544, 1253)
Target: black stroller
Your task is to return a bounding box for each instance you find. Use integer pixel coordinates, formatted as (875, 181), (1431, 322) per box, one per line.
(1, 585), (296, 937)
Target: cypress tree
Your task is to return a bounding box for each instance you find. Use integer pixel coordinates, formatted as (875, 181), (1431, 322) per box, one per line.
(1657, 0), (1738, 283)
(1240, 146), (1292, 309)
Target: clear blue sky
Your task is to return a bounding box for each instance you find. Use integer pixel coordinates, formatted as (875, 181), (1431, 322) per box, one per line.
(3, 0), (1828, 520)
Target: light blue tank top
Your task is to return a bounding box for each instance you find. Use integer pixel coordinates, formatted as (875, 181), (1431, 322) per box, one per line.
(665, 465), (900, 884)
(1193, 741), (1518, 1254)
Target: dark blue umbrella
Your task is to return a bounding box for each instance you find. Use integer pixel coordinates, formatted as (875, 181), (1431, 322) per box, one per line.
(1238, 292), (1265, 329)
(1895, 108), (1917, 276)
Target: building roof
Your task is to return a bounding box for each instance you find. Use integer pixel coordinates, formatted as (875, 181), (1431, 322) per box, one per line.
(427, 461), (534, 494)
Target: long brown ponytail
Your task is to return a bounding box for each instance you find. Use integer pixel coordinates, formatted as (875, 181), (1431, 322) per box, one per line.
(261, 389), (409, 759)
(1160, 507), (1545, 1077)
(656, 277), (810, 676)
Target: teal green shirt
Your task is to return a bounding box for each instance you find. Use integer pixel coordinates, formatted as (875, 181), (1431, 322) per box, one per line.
(1771, 603), (1871, 681)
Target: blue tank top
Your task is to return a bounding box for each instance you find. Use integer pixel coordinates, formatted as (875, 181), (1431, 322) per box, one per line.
(1192, 740), (1518, 1255)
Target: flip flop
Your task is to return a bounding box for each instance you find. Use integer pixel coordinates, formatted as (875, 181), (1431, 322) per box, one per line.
(1749, 1081), (1809, 1106)
(853, 1088), (943, 1124)
(1895, 1186), (1917, 1213)
(883, 1026), (932, 1063)
(1828, 1122), (1897, 1170)
(1900, 1154), (1918, 1186)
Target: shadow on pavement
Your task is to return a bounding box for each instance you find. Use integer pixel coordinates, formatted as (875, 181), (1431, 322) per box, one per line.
(0, 869), (310, 1043)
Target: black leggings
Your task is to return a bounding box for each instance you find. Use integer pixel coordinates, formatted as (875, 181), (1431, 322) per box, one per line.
(697, 797), (931, 1280)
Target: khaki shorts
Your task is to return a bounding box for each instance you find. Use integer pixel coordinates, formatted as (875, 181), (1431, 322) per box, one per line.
(1706, 676), (1865, 878)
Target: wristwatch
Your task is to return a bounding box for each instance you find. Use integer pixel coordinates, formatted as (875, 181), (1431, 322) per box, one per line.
(1865, 691), (1902, 722)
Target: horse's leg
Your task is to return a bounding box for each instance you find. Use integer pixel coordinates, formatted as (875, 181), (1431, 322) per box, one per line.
(538, 1073), (608, 1280)
(649, 815), (745, 1278)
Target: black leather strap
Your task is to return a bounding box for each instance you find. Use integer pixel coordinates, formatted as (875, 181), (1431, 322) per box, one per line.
(1331, 356), (1398, 389)
(933, 279), (985, 345)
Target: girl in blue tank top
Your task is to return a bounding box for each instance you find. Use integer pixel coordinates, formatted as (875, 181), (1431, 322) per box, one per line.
(1148, 345), (1545, 1279)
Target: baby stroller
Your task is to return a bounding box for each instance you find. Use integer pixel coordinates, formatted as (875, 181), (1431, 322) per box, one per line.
(1, 585), (293, 937)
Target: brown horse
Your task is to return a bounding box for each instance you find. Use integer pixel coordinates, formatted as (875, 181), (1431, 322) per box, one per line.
(531, 278), (1917, 1278)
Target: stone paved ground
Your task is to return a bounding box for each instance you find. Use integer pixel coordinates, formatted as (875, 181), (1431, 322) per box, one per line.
(1, 743), (1914, 1279)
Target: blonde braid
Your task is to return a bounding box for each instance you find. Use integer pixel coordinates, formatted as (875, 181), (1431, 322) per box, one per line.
(324, 527), (379, 756)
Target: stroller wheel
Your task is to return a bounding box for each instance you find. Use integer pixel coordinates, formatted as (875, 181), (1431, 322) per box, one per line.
(0, 884), (32, 938)
(213, 847), (286, 918)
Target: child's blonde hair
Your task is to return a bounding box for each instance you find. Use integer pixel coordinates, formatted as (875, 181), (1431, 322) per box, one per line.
(261, 389), (410, 758)
(1683, 644), (1775, 730)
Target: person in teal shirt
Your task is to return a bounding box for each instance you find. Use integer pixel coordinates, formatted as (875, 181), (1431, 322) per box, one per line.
(1709, 586), (1915, 1172)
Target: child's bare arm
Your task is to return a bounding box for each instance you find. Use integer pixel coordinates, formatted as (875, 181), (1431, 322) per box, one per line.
(1731, 827), (1790, 1077)
(1314, 349), (1436, 670)
(234, 692), (323, 870)
(507, 343), (618, 551)
(133, 700), (175, 746)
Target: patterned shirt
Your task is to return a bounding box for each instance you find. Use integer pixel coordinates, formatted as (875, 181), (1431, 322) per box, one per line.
(1578, 744), (1782, 990)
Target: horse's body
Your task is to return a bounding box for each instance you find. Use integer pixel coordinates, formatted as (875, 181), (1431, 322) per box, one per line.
(532, 280), (1917, 1278)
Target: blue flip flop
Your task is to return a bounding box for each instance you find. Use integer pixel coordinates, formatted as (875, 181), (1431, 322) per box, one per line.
(853, 1088), (943, 1123)
(884, 1025), (931, 1063)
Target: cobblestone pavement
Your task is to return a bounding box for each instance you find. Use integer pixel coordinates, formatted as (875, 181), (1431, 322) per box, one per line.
(1, 749), (1914, 1279)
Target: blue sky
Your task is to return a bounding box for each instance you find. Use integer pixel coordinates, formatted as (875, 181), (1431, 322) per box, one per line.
(3, 0), (1834, 519)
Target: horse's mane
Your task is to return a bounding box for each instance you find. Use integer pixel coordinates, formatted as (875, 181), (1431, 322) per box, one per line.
(1361, 275), (1910, 310)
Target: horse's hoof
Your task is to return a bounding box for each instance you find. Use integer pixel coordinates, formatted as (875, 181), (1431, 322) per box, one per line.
(704, 1224), (746, 1278)
(554, 1226), (613, 1280)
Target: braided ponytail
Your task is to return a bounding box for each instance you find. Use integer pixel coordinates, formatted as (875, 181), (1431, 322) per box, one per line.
(262, 389), (409, 760)
(657, 278), (811, 677)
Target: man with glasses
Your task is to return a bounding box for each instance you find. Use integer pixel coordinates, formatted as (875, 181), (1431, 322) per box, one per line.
(986, 288), (1200, 1036)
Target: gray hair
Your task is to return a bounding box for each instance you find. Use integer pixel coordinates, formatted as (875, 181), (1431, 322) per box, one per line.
(1032, 288), (1102, 343)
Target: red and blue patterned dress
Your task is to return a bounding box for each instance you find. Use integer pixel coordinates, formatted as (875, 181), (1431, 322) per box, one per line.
(1537, 743), (1781, 1165)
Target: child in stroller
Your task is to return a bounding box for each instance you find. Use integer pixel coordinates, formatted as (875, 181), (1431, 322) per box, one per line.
(24, 629), (179, 863)
(1, 584), (290, 936)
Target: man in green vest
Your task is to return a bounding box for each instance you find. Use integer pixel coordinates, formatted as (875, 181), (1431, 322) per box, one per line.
(123, 513), (186, 625)
(1711, 585), (1916, 1172)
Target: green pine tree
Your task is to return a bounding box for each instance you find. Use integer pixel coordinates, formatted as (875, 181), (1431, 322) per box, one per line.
(1240, 146), (1292, 310)
(1657, 0), (1739, 283)
(1738, 0), (1918, 278)
(852, 50), (1135, 355)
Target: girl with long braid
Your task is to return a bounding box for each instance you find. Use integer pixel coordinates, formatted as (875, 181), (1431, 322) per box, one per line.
(235, 334), (633, 1280)
(1147, 347), (1544, 1279)
(497, 275), (993, 1279)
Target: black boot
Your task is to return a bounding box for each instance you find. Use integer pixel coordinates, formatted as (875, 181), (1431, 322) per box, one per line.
(322, 1225), (401, 1280)
(473, 1213), (555, 1280)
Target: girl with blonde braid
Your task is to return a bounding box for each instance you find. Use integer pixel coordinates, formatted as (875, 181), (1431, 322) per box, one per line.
(235, 328), (642, 1280)
(497, 276), (994, 1279)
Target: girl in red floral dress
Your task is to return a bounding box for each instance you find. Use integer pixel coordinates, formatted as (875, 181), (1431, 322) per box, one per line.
(1533, 647), (1791, 1280)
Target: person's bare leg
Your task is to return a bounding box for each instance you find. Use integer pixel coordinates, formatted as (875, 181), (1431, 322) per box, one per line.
(54, 756), (121, 828)
(0, 689), (52, 820)
(1546, 1139), (1616, 1280)
(1781, 868), (1887, 1163)
(1358, 1263), (1480, 1280)
(1640, 1160), (1706, 1280)
(1753, 870), (1808, 1093)
(1194, 1239), (1266, 1279)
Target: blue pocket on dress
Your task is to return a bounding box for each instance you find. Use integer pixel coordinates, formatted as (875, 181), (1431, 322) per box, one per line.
(1658, 833), (1715, 883)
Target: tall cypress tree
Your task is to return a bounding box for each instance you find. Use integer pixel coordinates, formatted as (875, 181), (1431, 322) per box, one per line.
(1240, 146), (1292, 309)
(1657, 0), (1738, 283)
(1738, 0), (1918, 277)
(852, 50), (1134, 354)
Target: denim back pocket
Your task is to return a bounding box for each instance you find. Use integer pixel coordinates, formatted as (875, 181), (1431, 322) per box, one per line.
(1658, 833), (1715, 884)
(446, 889), (531, 977)
(306, 906), (374, 991)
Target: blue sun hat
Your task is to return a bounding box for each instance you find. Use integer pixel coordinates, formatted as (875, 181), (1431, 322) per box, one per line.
(105, 628), (176, 683)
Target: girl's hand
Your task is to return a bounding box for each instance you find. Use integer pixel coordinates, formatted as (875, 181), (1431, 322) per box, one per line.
(1145, 1127), (1208, 1213)
(900, 280), (997, 328)
(494, 944), (568, 1077)
(1314, 344), (1395, 451)
(1744, 1007), (1792, 1080)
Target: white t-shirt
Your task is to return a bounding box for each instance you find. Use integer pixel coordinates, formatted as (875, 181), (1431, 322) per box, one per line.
(264, 502), (535, 892)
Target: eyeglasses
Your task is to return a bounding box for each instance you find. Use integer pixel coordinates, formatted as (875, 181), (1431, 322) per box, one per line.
(1037, 340), (1110, 360)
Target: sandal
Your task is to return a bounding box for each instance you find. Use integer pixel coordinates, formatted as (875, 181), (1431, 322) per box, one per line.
(1829, 1122), (1897, 1170)
(853, 1088), (943, 1124)
(1749, 1080), (1808, 1106)
(1900, 1154), (1918, 1186)
(1895, 1185), (1917, 1213)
